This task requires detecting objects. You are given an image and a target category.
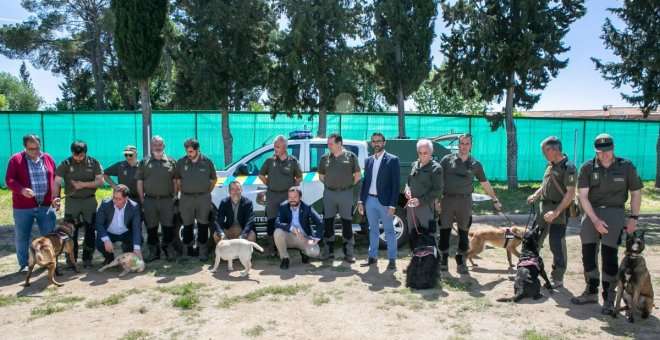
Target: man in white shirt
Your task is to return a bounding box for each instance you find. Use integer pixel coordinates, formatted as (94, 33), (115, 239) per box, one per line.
(95, 185), (143, 265)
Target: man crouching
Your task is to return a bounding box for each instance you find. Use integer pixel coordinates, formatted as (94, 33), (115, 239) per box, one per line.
(274, 187), (323, 269)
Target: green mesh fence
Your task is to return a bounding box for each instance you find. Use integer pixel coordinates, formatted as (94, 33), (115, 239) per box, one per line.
(1, 111), (658, 186)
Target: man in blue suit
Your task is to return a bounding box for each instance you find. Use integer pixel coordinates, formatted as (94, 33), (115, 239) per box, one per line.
(274, 187), (324, 269)
(213, 181), (257, 242)
(95, 184), (143, 265)
(357, 132), (401, 270)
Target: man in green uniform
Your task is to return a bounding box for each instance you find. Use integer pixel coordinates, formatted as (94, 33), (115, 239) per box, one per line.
(404, 139), (443, 249)
(175, 138), (217, 262)
(258, 135), (303, 257)
(439, 134), (501, 274)
(571, 133), (642, 316)
(52, 141), (104, 268)
(103, 145), (139, 202)
(527, 136), (577, 288)
(136, 136), (177, 262)
(317, 133), (361, 263)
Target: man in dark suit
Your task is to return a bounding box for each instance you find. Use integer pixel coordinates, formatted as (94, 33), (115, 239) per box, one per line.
(213, 181), (257, 242)
(95, 184), (143, 265)
(357, 132), (401, 270)
(274, 187), (324, 269)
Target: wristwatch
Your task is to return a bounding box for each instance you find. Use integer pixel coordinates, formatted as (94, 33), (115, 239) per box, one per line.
(629, 215), (639, 220)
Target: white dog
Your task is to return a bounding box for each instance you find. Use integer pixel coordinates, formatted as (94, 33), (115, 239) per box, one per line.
(210, 239), (264, 277)
(98, 253), (145, 277)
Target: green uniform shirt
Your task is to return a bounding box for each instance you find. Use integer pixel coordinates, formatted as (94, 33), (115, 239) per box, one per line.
(540, 156), (577, 202)
(318, 149), (360, 190)
(136, 154), (177, 197)
(407, 159), (444, 205)
(258, 154), (303, 192)
(104, 161), (138, 197)
(175, 154), (217, 194)
(55, 156), (103, 198)
(577, 156), (643, 207)
(440, 153), (487, 195)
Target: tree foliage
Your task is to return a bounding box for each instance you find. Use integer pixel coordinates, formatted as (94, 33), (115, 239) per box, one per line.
(412, 71), (486, 115)
(268, 0), (367, 137)
(439, 0), (586, 188)
(0, 71), (43, 110)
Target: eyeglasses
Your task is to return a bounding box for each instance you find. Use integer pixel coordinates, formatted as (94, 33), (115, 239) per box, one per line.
(26, 147), (40, 151)
(124, 154), (134, 157)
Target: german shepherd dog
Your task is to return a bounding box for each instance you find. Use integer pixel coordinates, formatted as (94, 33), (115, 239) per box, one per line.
(405, 232), (440, 290)
(24, 217), (79, 287)
(467, 226), (525, 268)
(497, 227), (553, 302)
(613, 232), (654, 322)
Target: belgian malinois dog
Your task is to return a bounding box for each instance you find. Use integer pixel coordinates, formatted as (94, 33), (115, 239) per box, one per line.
(24, 218), (79, 287)
(613, 232), (654, 322)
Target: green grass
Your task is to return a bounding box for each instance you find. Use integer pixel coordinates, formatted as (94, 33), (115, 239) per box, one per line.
(86, 288), (141, 308)
(312, 293), (330, 306)
(217, 283), (312, 309)
(521, 328), (552, 340)
(156, 282), (204, 310)
(120, 329), (151, 340)
(242, 325), (266, 337)
(30, 305), (69, 319)
(440, 276), (472, 292)
(0, 294), (28, 307)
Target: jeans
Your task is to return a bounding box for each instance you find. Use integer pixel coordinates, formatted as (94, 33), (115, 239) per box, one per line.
(13, 207), (56, 267)
(365, 196), (397, 260)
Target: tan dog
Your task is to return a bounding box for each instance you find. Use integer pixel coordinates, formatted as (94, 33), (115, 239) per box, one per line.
(210, 238), (264, 277)
(98, 252), (145, 277)
(467, 226), (525, 267)
(25, 219), (79, 287)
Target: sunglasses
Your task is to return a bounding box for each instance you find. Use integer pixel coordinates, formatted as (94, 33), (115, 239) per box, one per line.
(124, 154), (135, 157)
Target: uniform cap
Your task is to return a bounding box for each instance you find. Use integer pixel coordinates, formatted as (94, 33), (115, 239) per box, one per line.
(123, 145), (137, 154)
(594, 133), (613, 152)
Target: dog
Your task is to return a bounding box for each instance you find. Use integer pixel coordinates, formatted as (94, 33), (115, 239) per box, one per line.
(98, 252), (145, 277)
(24, 218), (79, 287)
(467, 226), (524, 267)
(210, 238), (264, 277)
(405, 233), (440, 289)
(497, 227), (553, 302)
(613, 232), (654, 322)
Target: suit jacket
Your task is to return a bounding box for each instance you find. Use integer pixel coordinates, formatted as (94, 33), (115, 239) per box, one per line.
(215, 196), (255, 238)
(95, 198), (142, 248)
(359, 151), (400, 207)
(275, 201), (324, 239)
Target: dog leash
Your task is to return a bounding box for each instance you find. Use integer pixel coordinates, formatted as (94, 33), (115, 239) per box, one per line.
(406, 198), (421, 235)
(524, 203), (536, 233)
(499, 210), (515, 226)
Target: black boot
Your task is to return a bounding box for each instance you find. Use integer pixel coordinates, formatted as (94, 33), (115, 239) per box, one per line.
(440, 252), (449, 272)
(161, 242), (176, 262)
(455, 254), (468, 274)
(144, 244), (161, 263)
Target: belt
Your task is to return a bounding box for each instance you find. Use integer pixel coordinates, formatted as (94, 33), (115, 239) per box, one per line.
(145, 194), (173, 199)
(368, 194), (378, 198)
(444, 193), (469, 198)
(595, 205), (624, 209)
(268, 189), (289, 194)
(182, 192), (208, 196)
(326, 186), (353, 192)
(541, 199), (559, 204)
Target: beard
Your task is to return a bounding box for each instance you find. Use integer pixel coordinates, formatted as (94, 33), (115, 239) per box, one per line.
(289, 201), (300, 207)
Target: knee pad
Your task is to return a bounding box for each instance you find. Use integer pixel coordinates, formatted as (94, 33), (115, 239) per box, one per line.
(162, 226), (174, 244)
(601, 244), (618, 278)
(438, 228), (451, 252)
(341, 219), (353, 239)
(197, 223), (209, 244)
(266, 219), (275, 236)
(458, 229), (469, 253)
(146, 227), (159, 245)
(182, 224), (195, 244)
(323, 218), (335, 238)
(581, 243), (598, 273)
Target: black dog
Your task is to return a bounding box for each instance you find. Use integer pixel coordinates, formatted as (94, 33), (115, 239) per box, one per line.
(497, 227), (553, 302)
(406, 232), (440, 290)
(613, 232), (654, 322)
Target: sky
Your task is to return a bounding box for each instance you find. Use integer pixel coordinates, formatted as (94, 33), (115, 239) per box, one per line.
(0, 0), (633, 111)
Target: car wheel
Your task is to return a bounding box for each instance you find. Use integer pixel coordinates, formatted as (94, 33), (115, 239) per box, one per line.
(378, 206), (408, 249)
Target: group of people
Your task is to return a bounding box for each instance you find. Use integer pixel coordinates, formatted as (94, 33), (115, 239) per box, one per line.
(5, 131), (643, 316)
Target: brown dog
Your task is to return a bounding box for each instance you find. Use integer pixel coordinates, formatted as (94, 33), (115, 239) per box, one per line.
(24, 218), (79, 287)
(467, 226), (524, 267)
(613, 232), (654, 322)
(98, 252), (145, 277)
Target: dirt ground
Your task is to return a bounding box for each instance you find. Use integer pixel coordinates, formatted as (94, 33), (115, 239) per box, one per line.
(0, 216), (659, 340)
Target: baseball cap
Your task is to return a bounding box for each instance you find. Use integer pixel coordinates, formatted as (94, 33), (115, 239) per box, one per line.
(123, 145), (137, 154)
(594, 133), (614, 152)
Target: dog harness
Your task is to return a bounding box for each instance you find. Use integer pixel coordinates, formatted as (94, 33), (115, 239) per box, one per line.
(413, 246), (437, 258)
(502, 227), (517, 247)
(517, 257), (540, 270)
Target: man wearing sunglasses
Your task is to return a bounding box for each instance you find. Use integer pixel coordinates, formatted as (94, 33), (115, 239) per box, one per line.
(103, 145), (140, 203)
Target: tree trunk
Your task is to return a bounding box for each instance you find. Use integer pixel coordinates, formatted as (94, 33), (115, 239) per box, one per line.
(89, 8), (106, 110)
(656, 124), (660, 188)
(317, 89), (327, 138)
(221, 106), (233, 166)
(394, 39), (406, 138)
(505, 72), (518, 189)
(139, 79), (152, 157)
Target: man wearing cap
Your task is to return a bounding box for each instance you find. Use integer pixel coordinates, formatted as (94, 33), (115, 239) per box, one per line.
(53, 140), (104, 268)
(258, 135), (303, 257)
(405, 139), (443, 250)
(274, 187), (324, 269)
(5, 134), (57, 273)
(527, 136), (577, 288)
(136, 136), (178, 262)
(104, 145), (140, 203)
(318, 133), (361, 263)
(175, 138), (217, 263)
(438, 134), (501, 274)
(213, 180), (257, 242)
(571, 133), (642, 316)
